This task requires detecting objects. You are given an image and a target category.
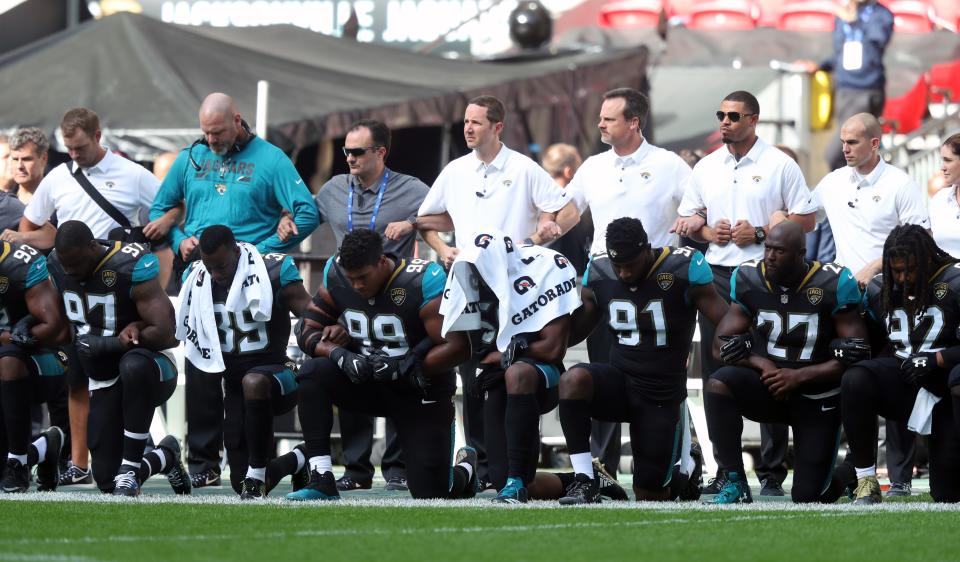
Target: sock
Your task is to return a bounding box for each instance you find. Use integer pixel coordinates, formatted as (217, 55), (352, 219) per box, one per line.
(457, 461), (474, 481)
(704, 390), (745, 475)
(121, 430), (149, 470)
(138, 448), (168, 481)
(265, 449), (302, 494)
(449, 466), (469, 497)
(297, 375), (334, 460)
(310, 455), (333, 474)
(558, 399), (592, 455)
(557, 472), (576, 491)
(244, 399), (273, 471)
(29, 435), (47, 466)
(855, 465), (877, 479)
(505, 394), (538, 481)
(570, 452), (594, 478)
(1, 379), (33, 461)
(246, 466), (267, 482)
(7, 453), (27, 465)
(293, 448), (306, 472)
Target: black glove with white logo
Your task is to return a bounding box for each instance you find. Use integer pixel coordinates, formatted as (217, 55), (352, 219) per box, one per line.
(9, 315), (39, 349)
(76, 333), (125, 360)
(501, 334), (533, 370)
(829, 337), (871, 366)
(718, 333), (753, 364)
(473, 365), (505, 398)
(900, 351), (939, 385)
(329, 347), (373, 384)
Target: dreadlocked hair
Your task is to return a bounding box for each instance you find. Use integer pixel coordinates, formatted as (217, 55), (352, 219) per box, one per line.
(881, 225), (956, 321)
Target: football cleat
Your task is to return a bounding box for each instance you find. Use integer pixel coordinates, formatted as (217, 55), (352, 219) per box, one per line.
(112, 470), (141, 497)
(36, 426), (64, 492)
(559, 473), (601, 505)
(676, 442), (704, 501)
(240, 477), (266, 500)
(286, 470), (341, 501)
(384, 476), (408, 491)
(759, 478), (785, 497)
(702, 471), (727, 495)
(707, 471), (752, 504)
(1, 459), (30, 493)
(158, 435), (191, 495)
(852, 476), (882, 505)
(335, 475), (372, 491)
(492, 477), (528, 504)
(190, 467), (222, 488)
(592, 458), (628, 501)
(291, 444), (310, 493)
(885, 481), (912, 497)
(455, 446), (479, 499)
(58, 464), (93, 486)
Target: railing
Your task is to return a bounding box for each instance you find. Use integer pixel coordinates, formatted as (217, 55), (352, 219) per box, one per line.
(885, 114), (960, 191)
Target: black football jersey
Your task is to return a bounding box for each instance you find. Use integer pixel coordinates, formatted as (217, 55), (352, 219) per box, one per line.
(863, 263), (960, 362)
(585, 246), (712, 402)
(48, 242), (157, 337)
(0, 242), (49, 328)
(732, 259), (861, 391)
(187, 251), (300, 371)
(322, 255), (454, 398)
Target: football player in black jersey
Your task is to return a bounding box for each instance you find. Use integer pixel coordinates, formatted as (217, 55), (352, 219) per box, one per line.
(557, 217), (728, 504)
(0, 241), (72, 493)
(708, 221), (865, 504)
(847, 225), (960, 504)
(288, 229), (476, 501)
(185, 226), (313, 499)
(47, 221), (189, 496)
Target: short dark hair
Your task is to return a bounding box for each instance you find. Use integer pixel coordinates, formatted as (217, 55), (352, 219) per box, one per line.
(199, 225), (237, 254)
(60, 107), (100, 139)
(55, 220), (94, 252)
(350, 119), (391, 155)
(603, 88), (650, 129)
(605, 217), (649, 262)
(943, 133), (960, 158)
(467, 95), (505, 124)
(723, 91), (760, 116)
(338, 228), (384, 270)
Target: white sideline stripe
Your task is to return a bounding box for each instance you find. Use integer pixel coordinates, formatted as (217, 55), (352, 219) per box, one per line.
(2, 513), (861, 546)
(0, 556), (97, 561)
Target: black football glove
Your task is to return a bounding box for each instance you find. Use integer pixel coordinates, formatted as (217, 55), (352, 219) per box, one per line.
(75, 333), (125, 360)
(473, 365), (505, 398)
(718, 333), (753, 364)
(9, 315), (39, 349)
(829, 337), (872, 366)
(329, 347), (373, 384)
(500, 334), (533, 370)
(900, 351), (939, 384)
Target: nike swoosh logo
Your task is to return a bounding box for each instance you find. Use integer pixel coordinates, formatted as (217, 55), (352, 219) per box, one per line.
(432, 270), (440, 276)
(421, 399), (437, 405)
(295, 179), (303, 184)
(374, 363), (389, 373)
(352, 359), (362, 371)
(696, 259), (703, 266)
(237, 176), (250, 182)
(821, 405), (836, 412)
(143, 260), (156, 268)
(35, 263), (43, 269)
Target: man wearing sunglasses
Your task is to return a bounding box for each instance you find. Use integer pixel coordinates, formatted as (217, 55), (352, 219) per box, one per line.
(677, 90), (816, 499)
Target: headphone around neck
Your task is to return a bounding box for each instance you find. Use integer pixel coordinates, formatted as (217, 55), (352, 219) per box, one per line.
(188, 118), (256, 171)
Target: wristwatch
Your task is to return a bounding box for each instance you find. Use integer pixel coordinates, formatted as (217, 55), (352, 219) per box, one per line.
(754, 226), (766, 245)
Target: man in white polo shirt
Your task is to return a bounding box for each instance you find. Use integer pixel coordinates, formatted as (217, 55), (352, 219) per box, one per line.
(810, 112), (929, 497)
(416, 95), (579, 489)
(679, 90), (816, 497)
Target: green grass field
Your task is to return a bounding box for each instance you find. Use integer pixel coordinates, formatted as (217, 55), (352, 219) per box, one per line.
(2, 489), (959, 562)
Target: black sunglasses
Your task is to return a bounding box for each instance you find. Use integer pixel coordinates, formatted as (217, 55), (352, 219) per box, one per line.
(716, 111), (755, 123)
(342, 146), (380, 157)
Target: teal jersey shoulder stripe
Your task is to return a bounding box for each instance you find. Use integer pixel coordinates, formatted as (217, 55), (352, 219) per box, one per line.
(687, 251), (713, 286)
(833, 267), (861, 315)
(582, 256), (594, 286)
(132, 254), (160, 284)
(279, 255), (302, 286)
(322, 256), (336, 288)
(421, 262), (446, 308)
(24, 255), (49, 290)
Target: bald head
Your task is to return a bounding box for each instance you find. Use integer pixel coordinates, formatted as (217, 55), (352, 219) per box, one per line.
(842, 113), (883, 141)
(198, 93), (243, 156)
(542, 143), (582, 187)
(764, 220), (808, 287)
(839, 113), (882, 172)
(767, 220), (805, 253)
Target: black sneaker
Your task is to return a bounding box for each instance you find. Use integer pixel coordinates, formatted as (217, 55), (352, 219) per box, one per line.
(559, 473), (601, 505)
(286, 470), (341, 501)
(886, 481), (912, 497)
(58, 464), (93, 486)
(290, 444), (310, 493)
(1, 459), (29, 493)
(36, 426), (64, 492)
(677, 442), (704, 501)
(190, 467), (222, 488)
(240, 477), (266, 500)
(384, 476), (408, 491)
(703, 471), (727, 495)
(591, 458), (628, 501)
(336, 475), (372, 491)
(112, 470), (140, 497)
(759, 478), (785, 497)
(158, 435), (191, 495)
(455, 446), (479, 499)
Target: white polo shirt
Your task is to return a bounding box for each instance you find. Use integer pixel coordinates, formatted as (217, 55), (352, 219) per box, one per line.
(25, 149), (159, 238)
(418, 144), (569, 248)
(811, 158), (929, 272)
(567, 141), (690, 254)
(678, 137), (813, 267)
(930, 185), (960, 258)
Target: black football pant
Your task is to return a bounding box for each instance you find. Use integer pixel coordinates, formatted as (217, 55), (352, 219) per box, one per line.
(297, 357), (467, 499)
(0, 347), (65, 464)
(185, 361), (223, 475)
(586, 324), (621, 477)
(339, 412), (405, 483)
(707, 366), (846, 503)
(842, 358), (960, 502)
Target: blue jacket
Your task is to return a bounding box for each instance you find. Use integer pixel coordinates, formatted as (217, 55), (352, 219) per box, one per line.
(820, 1), (894, 91)
(150, 136), (319, 254)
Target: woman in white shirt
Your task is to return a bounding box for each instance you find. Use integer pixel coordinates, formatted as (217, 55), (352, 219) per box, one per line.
(930, 134), (960, 257)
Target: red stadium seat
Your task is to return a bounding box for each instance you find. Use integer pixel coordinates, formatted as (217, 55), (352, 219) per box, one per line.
(881, 74), (929, 134)
(687, 0), (760, 29)
(778, 1), (839, 32)
(599, 0), (667, 28)
(929, 60), (960, 103)
(885, 0), (934, 32)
